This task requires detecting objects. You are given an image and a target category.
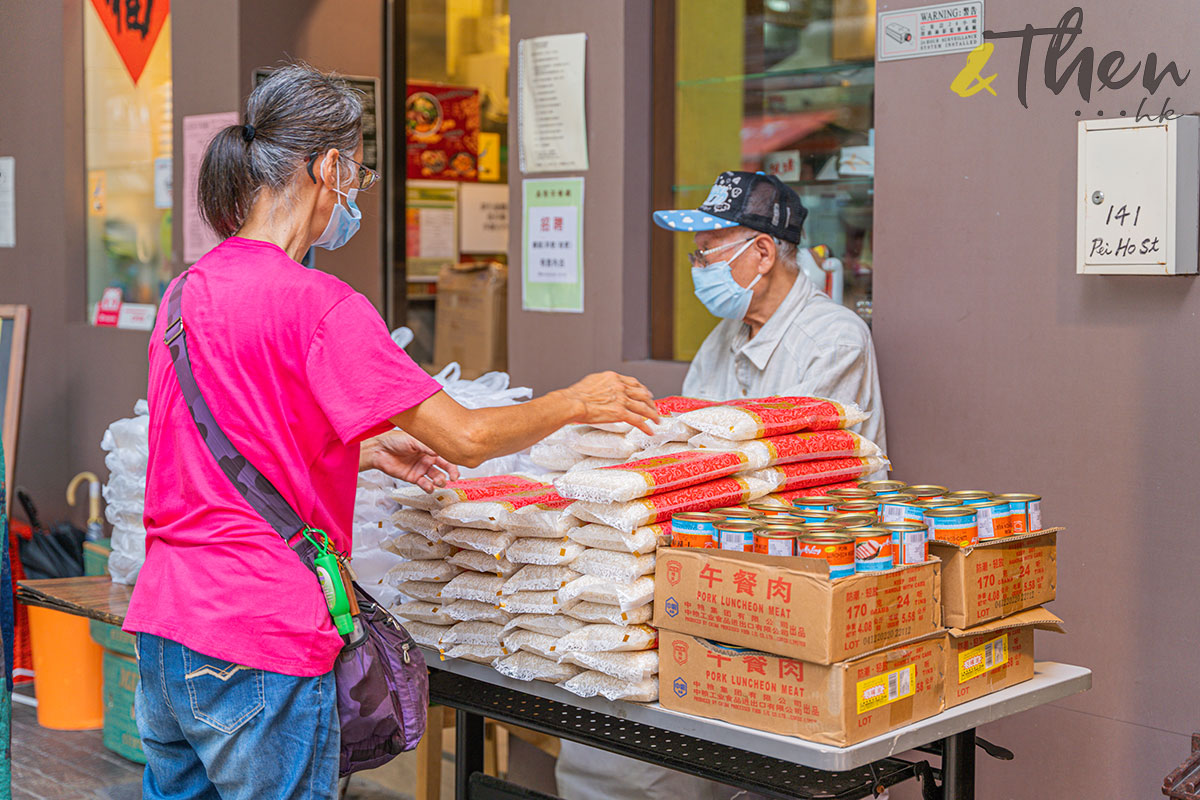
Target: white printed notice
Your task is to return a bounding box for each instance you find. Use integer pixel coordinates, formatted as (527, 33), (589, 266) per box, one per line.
(518, 33), (589, 173)
(522, 177), (584, 313)
(0, 157), (14, 248)
(877, 2), (984, 62)
(183, 112), (238, 263)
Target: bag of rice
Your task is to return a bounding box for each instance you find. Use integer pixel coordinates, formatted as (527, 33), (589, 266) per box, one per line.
(505, 496), (580, 537)
(389, 507), (445, 540)
(566, 455), (629, 473)
(544, 424), (588, 446)
(501, 629), (560, 659)
(443, 600), (514, 625)
(565, 600), (652, 626)
(444, 644), (504, 665)
(679, 397), (869, 441)
(506, 538), (587, 566)
(567, 473), (775, 533)
(501, 565), (580, 595)
(441, 527), (516, 556)
(556, 623), (659, 653)
(494, 651), (582, 683)
(566, 523), (669, 555)
(439, 621), (504, 647)
(433, 474), (550, 507)
(385, 560), (463, 584)
(403, 620), (451, 648)
(654, 396), (719, 415)
(569, 550), (655, 583)
(555, 450), (753, 503)
(761, 456), (890, 493)
(623, 417), (698, 451)
(530, 442), (588, 472)
(558, 650), (659, 682)
(558, 576), (655, 612)
(395, 580), (448, 602)
(559, 671), (658, 702)
(766, 481), (861, 504)
(394, 601), (454, 625)
(497, 590), (566, 615)
(446, 550), (521, 576)
(391, 484), (440, 511)
(689, 429), (884, 470)
(383, 532), (452, 560)
(502, 614), (587, 638)
(571, 429), (639, 460)
(435, 486), (565, 531)
(440, 572), (506, 603)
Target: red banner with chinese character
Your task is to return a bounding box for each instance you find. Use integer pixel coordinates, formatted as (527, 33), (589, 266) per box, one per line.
(89, 0), (169, 85)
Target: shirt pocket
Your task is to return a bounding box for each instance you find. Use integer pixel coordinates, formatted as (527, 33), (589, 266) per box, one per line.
(181, 647), (265, 734)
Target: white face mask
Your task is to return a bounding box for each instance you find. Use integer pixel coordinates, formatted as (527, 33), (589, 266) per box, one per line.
(691, 237), (761, 320)
(312, 157), (362, 250)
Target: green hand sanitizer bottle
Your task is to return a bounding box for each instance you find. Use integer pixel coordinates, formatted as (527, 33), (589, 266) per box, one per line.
(305, 528), (355, 637)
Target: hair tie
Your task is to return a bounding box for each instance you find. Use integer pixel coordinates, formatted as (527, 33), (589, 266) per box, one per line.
(242, 124), (256, 143)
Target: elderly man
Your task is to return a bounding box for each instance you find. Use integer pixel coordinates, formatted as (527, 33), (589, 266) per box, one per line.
(656, 170), (885, 451)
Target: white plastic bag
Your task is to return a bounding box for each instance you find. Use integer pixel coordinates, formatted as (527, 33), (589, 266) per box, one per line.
(495, 652), (581, 683)
(568, 550), (655, 583)
(555, 624), (658, 653)
(558, 576), (655, 612)
(558, 651), (659, 683)
(559, 671), (658, 702)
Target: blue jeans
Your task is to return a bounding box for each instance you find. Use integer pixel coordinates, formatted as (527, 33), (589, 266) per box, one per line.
(134, 633), (339, 800)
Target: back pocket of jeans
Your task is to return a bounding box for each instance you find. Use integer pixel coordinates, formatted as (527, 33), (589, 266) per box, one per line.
(181, 648), (265, 734)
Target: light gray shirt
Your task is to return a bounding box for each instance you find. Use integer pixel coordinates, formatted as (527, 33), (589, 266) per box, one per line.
(682, 272), (886, 453)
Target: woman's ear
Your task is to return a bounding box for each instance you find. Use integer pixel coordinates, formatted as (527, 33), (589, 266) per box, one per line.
(316, 148), (340, 188)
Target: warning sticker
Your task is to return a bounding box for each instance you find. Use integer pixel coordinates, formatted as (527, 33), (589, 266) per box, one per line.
(856, 664), (915, 715)
(958, 634), (1008, 683)
(877, 1), (985, 62)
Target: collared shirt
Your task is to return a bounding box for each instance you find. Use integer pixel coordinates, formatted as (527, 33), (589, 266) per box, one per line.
(682, 272), (886, 453)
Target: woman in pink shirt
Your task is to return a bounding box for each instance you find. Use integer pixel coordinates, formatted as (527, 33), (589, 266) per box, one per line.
(125, 65), (657, 800)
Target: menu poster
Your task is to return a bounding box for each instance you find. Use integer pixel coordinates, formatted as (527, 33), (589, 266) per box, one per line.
(522, 177), (583, 313)
(518, 33), (589, 173)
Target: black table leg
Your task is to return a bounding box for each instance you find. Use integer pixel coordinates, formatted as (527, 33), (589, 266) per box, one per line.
(941, 728), (976, 800)
(455, 709), (486, 800)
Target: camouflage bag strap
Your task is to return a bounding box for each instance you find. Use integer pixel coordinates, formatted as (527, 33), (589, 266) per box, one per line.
(164, 273), (308, 542)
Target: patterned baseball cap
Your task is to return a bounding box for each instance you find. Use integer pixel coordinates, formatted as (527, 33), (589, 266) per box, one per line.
(653, 171), (807, 243)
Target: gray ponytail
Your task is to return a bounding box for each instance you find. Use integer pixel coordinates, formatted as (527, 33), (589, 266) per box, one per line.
(198, 63), (363, 238)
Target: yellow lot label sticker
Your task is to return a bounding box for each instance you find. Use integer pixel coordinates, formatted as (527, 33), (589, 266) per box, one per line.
(856, 664), (915, 715)
(958, 633), (1008, 684)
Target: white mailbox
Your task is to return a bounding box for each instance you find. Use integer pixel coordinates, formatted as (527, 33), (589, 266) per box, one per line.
(1076, 115), (1199, 275)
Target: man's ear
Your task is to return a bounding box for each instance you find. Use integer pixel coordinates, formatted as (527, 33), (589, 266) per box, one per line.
(756, 235), (777, 274)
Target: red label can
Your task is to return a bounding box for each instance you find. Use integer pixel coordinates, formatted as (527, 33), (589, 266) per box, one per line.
(798, 534), (855, 579)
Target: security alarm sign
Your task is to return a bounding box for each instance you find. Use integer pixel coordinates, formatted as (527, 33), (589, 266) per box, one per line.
(877, 2), (984, 62)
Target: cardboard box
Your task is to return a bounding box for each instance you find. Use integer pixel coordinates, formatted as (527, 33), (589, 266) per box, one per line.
(944, 607), (1064, 709)
(102, 650), (147, 764)
(659, 629), (945, 746)
(930, 528), (1061, 629)
(406, 82), (480, 181)
(653, 548), (940, 665)
(434, 261), (507, 379)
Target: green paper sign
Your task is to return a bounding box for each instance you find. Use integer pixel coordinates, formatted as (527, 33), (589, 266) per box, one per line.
(522, 177), (584, 313)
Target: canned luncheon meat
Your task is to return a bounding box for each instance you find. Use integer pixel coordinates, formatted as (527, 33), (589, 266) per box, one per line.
(671, 512), (720, 546)
(747, 502), (794, 517)
(918, 497), (959, 510)
(716, 521), (759, 552)
(753, 529), (799, 556)
(883, 522), (928, 565)
(829, 512), (877, 529)
(791, 497), (838, 513)
(852, 528), (894, 572)
(948, 490), (995, 507)
(828, 487), (877, 501)
(798, 534), (855, 579)
(837, 500), (881, 515)
(861, 480), (908, 496)
(880, 495), (919, 524)
(924, 506), (980, 547)
(792, 508), (837, 524)
(998, 493), (1042, 534)
(907, 485), (949, 499)
(971, 499), (1009, 540)
(711, 507), (762, 522)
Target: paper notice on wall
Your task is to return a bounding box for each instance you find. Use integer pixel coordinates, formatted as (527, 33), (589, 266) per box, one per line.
(876, 1), (984, 62)
(0, 157), (14, 248)
(183, 112), (237, 263)
(518, 33), (589, 173)
(460, 183), (509, 254)
(522, 177), (583, 312)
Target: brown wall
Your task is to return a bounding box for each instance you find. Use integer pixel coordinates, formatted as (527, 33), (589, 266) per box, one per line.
(506, 0), (690, 398)
(874, 3), (1199, 797)
(0, 0), (384, 525)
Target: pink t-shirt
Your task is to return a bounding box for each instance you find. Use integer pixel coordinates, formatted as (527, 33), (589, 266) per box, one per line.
(124, 237), (441, 676)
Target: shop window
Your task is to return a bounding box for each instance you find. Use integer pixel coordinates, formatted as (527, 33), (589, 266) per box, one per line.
(652, 0), (876, 361)
(84, 0), (173, 329)
(403, 0), (510, 368)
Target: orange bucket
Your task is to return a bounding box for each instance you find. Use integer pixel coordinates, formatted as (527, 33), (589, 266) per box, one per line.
(26, 606), (105, 729)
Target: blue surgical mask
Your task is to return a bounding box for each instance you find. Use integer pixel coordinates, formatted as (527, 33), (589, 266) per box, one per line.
(313, 159), (361, 250)
(691, 237), (761, 319)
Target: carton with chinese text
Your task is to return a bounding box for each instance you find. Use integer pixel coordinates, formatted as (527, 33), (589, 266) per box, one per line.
(653, 548), (940, 665)
(659, 629), (945, 746)
(944, 606), (1063, 708)
(930, 528), (1061, 629)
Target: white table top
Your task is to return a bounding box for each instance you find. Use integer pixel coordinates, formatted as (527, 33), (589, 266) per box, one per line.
(421, 649), (1091, 772)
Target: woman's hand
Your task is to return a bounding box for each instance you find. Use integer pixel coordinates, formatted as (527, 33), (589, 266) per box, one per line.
(361, 430), (460, 492)
(557, 371), (660, 435)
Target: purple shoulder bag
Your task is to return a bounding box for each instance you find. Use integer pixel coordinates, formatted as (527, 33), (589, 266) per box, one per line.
(163, 273), (428, 776)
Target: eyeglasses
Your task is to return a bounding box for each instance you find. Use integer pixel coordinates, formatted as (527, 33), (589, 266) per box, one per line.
(306, 151), (380, 192)
(687, 235), (758, 269)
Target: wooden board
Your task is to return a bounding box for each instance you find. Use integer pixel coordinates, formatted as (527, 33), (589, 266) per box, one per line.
(16, 577), (132, 626)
